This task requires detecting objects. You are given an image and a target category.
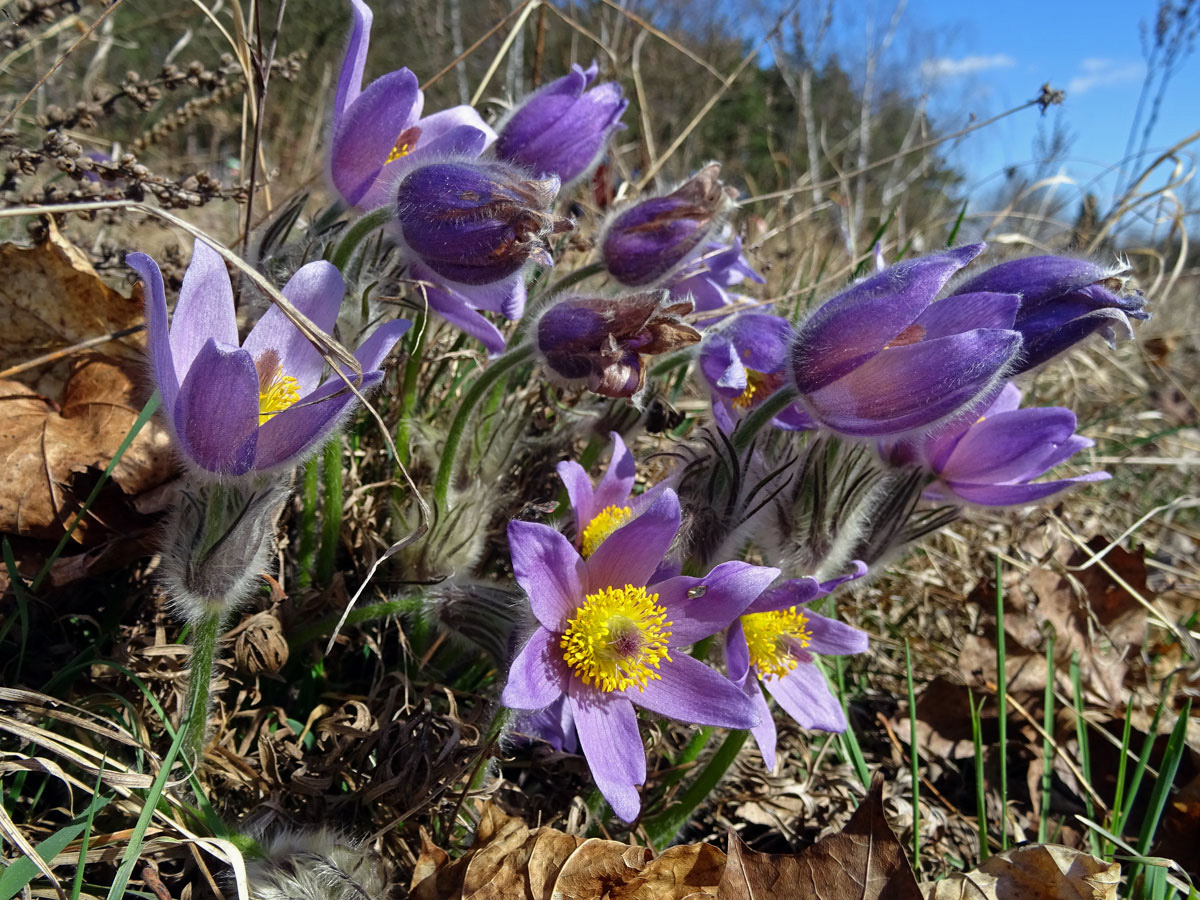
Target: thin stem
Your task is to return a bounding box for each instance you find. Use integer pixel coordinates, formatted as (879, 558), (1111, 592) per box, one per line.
(434, 344), (534, 511)
(995, 555), (1008, 850)
(1039, 630), (1055, 843)
(904, 639), (920, 870)
(731, 387), (798, 453)
(331, 207), (392, 271)
(289, 595), (424, 648)
(543, 260), (606, 297)
(642, 729), (748, 848)
(181, 606), (222, 763)
(296, 456), (319, 589)
(316, 439), (343, 585)
(396, 315), (428, 468)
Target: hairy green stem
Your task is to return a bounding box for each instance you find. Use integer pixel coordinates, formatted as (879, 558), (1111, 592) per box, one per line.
(289, 595), (424, 648)
(331, 206), (392, 271)
(543, 260), (606, 297)
(181, 606), (222, 763)
(316, 439), (343, 585)
(296, 457), (319, 589)
(731, 386), (799, 453)
(434, 344), (535, 511)
(395, 315), (428, 468)
(642, 729), (748, 848)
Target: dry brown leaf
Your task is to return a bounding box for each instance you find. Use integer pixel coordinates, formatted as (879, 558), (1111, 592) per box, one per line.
(0, 223), (144, 391)
(0, 352), (174, 540)
(718, 772), (921, 900)
(921, 844), (1120, 900)
(551, 838), (652, 899)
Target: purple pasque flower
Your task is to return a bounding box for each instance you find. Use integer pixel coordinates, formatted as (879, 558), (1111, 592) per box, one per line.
(407, 259), (524, 355)
(725, 565), (868, 770)
(502, 490), (779, 821)
(667, 237), (765, 320)
(900, 382), (1110, 506)
(494, 61), (627, 185)
(536, 290), (701, 400)
(601, 164), (737, 287)
(395, 159), (571, 287)
(790, 244), (1023, 438)
(332, 0), (495, 208)
(949, 255), (1148, 373)
(699, 312), (813, 432)
(127, 239), (409, 478)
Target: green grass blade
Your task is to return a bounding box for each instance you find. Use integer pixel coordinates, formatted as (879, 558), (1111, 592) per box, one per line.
(994, 556), (1008, 849)
(831, 656), (870, 787)
(1136, 699), (1192, 857)
(1070, 651), (1101, 855)
(1040, 630), (1056, 843)
(70, 762), (106, 900)
(969, 688), (988, 860)
(905, 638), (920, 871)
(0, 790), (109, 900)
(1108, 697), (1135, 859)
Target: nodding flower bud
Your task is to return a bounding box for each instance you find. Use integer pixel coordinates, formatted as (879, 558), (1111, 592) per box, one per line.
(494, 61), (628, 184)
(601, 163), (736, 287)
(948, 255), (1149, 373)
(536, 291), (701, 400)
(394, 160), (571, 286)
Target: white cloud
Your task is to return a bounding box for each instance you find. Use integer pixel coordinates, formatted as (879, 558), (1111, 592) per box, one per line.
(1067, 59), (1145, 94)
(921, 54), (1017, 80)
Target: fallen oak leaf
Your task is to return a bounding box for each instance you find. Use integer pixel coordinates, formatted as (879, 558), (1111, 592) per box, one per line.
(920, 844), (1120, 900)
(718, 771), (921, 900)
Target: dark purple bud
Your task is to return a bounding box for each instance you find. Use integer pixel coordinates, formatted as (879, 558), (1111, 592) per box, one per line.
(395, 160), (572, 286)
(950, 255), (1148, 372)
(536, 291), (701, 399)
(494, 62), (628, 184)
(601, 164), (736, 287)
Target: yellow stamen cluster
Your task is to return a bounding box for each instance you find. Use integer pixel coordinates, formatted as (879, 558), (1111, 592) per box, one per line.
(740, 606), (812, 679)
(580, 505), (634, 558)
(257, 365), (301, 425)
(732, 369), (767, 411)
(560, 584), (673, 692)
(384, 140), (412, 164)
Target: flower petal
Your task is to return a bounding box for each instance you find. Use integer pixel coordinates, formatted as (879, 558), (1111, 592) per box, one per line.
(725, 621), (751, 684)
(557, 459), (596, 538)
(762, 663), (847, 732)
(915, 291), (1020, 338)
(569, 682), (644, 822)
(422, 279), (508, 354)
(745, 676), (777, 770)
(805, 612), (869, 656)
(591, 432), (636, 514)
(952, 255), (1107, 300)
(242, 261), (346, 395)
(943, 472), (1110, 506)
(507, 521), (586, 631)
(361, 122), (491, 209)
(502, 627), (568, 710)
(585, 490), (680, 594)
(170, 240), (236, 384)
(173, 338), (260, 475)
(746, 576), (822, 615)
(657, 561), (780, 645)
(126, 252), (179, 411)
(334, 0), (372, 119)
(331, 67), (420, 206)
(626, 652), (758, 729)
(941, 406), (1080, 484)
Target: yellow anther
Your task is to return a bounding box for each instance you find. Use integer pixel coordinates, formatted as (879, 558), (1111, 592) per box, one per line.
(384, 141), (411, 164)
(560, 584), (673, 693)
(580, 505), (634, 558)
(256, 352), (301, 426)
(740, 606), (812, 680)
(732, 369), (768, 411)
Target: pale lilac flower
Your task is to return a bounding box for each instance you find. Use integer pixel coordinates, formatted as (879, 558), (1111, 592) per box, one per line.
(949, 255), (1148, 372)
(332, 0), (494, 208)
(408, 260), (525, 355)
(127, 239), (409, 477)
(667, 238), (765, 320)
(699, 312), (813, 432)
(893, 382), (1110, 506)
(502, 490), (778, 821)
(494, 62), (627, 184)
(725, 565), (868, 770)
(790, 244), (1023, 437)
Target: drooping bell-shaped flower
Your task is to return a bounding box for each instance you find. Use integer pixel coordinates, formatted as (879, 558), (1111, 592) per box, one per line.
(502, 489), (779, 821)
(535, 291), (701, 400)
(127, 239), (409, 478)
(699, 312), (813, 432)
(790, 244), (1023, 438)
(601, 164), (736, 287)
(948, 255), (1148, 373)
(494, 61), (628, 185)
(395, 159), (571, 287)
(331, 0), (494, 208)
(887, 382), (1110, 506)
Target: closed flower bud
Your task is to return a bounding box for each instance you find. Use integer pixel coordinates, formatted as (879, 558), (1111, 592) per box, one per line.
(394, 159), (571, 286)
(948, 255), (1149, 372)
(601, 163), (736, 287)
(494, 62), (627, 185)
(536, 291), (701, 399)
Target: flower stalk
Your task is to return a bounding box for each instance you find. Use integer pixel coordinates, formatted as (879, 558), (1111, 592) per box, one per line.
(180, 599), (223, 762)
(642, 729), (748, 847)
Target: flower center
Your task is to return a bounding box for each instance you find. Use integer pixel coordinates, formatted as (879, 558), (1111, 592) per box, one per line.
(385, 125), (422, 164)
(732, 369), (769, 410)
(255, 349), (301, 426)
(580, 505), (633, 558)
(740, 606), (812, 679)
(560, 584), (673, 692)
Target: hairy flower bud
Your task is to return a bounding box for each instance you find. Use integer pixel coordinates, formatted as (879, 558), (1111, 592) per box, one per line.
(394, 160), (571, 286)
(601, 164), (736, 286)
(536, 291), (701, 399)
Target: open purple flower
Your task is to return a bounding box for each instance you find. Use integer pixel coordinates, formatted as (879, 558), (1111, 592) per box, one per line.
(127, 239), (409, 478)
(668, 238), (765, 320)
(949, 255), (1148, 373)
(725, 566), (868, 770)
(601, 164), (736, 287)
(502, 490), (778, 821)
(332, 0), (494, 208)
(900, 382), (1110, 506)
(408, 260), (524, 355)
(790, 244), (1023, 438)
(699, 312), (813, 432)
(536, 291), (701, 399)
(494, 62), (627, 184)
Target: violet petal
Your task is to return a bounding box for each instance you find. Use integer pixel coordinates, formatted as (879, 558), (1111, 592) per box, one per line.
(569, 682), (644, 822)
(626, 652), (758, 729)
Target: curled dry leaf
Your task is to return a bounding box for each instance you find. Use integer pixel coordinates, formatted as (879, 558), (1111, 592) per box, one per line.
(920, 844), (1120, 900)
(718, 772), (921, 900)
